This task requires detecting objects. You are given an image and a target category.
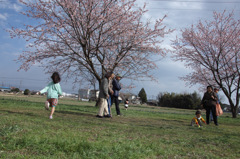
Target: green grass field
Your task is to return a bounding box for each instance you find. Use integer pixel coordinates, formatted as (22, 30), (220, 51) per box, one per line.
(0, 94), (240, 159)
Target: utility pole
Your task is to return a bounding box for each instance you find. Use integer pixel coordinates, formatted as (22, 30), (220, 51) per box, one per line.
(19, 80), (22, 90)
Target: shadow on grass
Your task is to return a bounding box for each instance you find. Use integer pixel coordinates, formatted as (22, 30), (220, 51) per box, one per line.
(60, 107), (94, 114)
(0, 109), (106, 122)
(59, 104), (95, 109)
(59, 104), (97, 112)
(57, 110), (95, 118)
(0, 110), (36, 117)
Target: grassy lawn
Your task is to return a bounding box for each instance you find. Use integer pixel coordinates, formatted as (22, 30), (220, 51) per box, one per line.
(0, 94), (240, 159)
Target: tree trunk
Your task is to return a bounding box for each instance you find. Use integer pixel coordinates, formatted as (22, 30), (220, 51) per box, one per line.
(95, 81), (101, 107)
(224, 91), (238, 118)
(231, 104), (238, 118)
(93, 83), (97, 101)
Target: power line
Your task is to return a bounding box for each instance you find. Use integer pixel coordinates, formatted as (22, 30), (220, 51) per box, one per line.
(145, 8), (240, 11)
(0, 76), (47, 82)
(2, 0), (240, 4)
(149, 0), (240, 3)
(145, 0), (240, 11)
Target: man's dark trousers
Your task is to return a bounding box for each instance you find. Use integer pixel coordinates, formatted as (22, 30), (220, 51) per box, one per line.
(112, 96), (121, 115)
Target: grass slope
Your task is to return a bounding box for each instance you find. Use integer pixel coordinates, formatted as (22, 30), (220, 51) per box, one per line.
(0, 94), (240, 159)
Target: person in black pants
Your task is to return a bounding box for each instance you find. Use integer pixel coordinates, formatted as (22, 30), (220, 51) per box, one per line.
(112, 74), (122, 116)
(201, 85), (218, 126)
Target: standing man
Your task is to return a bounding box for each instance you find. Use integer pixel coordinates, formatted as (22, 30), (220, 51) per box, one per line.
(112, 74), (122, 116)
(96, 72), (111, 118)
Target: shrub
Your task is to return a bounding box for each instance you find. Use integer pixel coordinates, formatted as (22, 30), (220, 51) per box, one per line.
(157, 91), (201, 109)
(11, 88), (20, 92)
(24, 89), (30, 95)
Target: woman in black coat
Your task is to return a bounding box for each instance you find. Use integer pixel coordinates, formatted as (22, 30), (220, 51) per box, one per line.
(201, 85), (218, 126)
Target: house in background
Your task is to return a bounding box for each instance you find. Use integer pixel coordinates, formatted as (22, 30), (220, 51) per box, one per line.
(62, 92), (77, 98)
(78, 89), (99, 101)
(120, 92), (141, 104)
(147, 99), (158, 106)
(0, 86), (11, 92)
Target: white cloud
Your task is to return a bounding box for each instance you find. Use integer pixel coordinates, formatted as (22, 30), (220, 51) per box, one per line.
(0, 13), (8, 20)
(0, 43), (13, 52)
(0, 0), (23, 12)
(168, 1), (203, 10)
(12, 3), (23, 12)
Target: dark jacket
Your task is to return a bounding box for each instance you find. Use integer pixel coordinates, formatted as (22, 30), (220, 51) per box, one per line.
(201, 91), (217, 107)
(112, 78), (121, 97)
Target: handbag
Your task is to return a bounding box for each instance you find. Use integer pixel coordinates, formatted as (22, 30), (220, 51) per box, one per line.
(216, 103), (223, 116)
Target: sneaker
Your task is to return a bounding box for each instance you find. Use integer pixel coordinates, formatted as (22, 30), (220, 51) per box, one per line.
(49, 116), (53, 119)
(96, 115), (103, 118)
(45, 101), (49, 110)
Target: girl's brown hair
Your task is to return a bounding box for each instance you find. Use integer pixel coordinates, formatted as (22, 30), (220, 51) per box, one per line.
(51, 72), (61, 84)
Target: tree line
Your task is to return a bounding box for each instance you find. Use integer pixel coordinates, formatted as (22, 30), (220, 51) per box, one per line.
(137, 88), (202, 110)
(157, 92), (202, 109)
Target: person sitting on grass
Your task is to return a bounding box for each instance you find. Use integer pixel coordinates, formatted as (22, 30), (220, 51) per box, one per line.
(191, 110), (206, 128)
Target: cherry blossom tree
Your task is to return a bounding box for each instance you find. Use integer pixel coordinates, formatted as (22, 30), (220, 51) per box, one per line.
(9, 0), (172, 89)
(172, 10), (240, 118)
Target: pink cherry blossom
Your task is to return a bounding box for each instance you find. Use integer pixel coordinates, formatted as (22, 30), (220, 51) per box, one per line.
(172, 10), (240, 118)
(9, 0), (173, 89)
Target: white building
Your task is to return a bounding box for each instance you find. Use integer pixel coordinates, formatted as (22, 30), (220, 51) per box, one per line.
(78, 89), (99, 101)
(0, 86), (11, 92)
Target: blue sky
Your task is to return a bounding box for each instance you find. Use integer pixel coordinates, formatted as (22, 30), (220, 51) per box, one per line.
(0, 0), (239, 102)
